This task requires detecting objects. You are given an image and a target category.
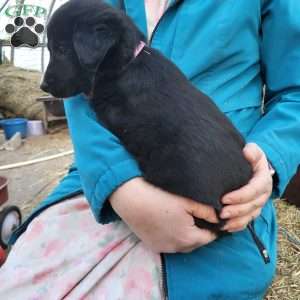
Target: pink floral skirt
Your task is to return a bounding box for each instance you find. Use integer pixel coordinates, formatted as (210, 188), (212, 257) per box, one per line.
(0, 195), (164, 300)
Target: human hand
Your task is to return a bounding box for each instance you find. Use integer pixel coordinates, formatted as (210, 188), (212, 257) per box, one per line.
(220, 143), (274, 232)
(109, 177), (218, 253)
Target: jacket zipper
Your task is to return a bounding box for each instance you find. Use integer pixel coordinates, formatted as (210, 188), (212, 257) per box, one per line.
(160, 253), (168, 300)
(149, 0), (183, 45)
(247, 222), (270, 264)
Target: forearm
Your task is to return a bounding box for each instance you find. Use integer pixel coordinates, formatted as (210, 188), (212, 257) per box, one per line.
(246, 92), (300, 197)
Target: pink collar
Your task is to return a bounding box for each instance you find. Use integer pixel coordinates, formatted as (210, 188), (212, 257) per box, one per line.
(134, 41), (146, 57)
(112, 41), (147, 78)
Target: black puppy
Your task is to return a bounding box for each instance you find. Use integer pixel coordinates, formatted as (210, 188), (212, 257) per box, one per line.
(41, 0), (252, 231)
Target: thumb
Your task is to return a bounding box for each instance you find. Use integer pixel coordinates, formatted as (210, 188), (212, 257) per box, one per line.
(243, 143), (263, 167)
(189, 201), (219, 224)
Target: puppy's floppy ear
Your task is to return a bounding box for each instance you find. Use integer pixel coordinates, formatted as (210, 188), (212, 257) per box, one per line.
(73, 23), (116, 74)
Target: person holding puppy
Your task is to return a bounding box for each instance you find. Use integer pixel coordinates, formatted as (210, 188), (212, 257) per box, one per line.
(2, 0), (300, 299)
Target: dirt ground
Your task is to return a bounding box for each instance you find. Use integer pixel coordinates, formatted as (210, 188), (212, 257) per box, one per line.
(0, 125), (73, 216)
(0, 125), (299, 299)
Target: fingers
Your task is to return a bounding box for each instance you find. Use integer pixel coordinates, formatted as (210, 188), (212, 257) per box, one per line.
(222, 144), (272, 206)
(243, 143), (264, 170)
(219, 143), (273, 233)
(188, 200), (219, 224)
(222, 173), (272, 205)
(221, 208), (261, 232)
(220, 192), (269, 220)
(177, 227), (217, 253)
(167, 200), (219, 253)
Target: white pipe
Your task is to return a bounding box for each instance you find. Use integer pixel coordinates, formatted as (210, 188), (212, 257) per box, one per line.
(0, 150), (74, 170)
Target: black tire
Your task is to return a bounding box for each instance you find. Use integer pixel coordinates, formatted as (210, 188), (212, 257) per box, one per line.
(0, 206), (22, 249)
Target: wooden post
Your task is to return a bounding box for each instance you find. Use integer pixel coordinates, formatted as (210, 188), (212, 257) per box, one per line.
(10, 45), (14, 65)
(41, 0), (56, 73)
(0, 40), (2, 65)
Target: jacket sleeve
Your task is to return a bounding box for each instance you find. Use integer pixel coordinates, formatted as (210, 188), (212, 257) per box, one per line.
(246, 0), (300, 197)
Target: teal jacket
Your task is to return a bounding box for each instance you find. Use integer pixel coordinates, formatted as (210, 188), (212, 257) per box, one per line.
(10, 0), (300, 299)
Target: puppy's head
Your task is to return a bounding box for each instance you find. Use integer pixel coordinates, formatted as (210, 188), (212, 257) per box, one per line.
(41, 0), (144, 98)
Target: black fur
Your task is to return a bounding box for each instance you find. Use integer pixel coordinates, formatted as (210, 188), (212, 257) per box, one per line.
(41, 0), (253, 231)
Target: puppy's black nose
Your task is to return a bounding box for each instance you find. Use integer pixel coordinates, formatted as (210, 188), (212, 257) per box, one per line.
(40, 81), (49, 92)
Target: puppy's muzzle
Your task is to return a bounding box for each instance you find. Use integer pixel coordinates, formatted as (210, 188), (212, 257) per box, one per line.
(40, 80), (50, 93)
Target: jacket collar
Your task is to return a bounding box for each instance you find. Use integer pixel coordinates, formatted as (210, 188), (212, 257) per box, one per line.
(123, 0), (148, 36)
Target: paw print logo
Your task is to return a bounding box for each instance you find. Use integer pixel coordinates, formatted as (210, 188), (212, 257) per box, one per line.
(5, 16), (45, 48)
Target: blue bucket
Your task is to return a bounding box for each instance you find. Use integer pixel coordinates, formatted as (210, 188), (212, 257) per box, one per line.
(1, 118), (28, 140)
